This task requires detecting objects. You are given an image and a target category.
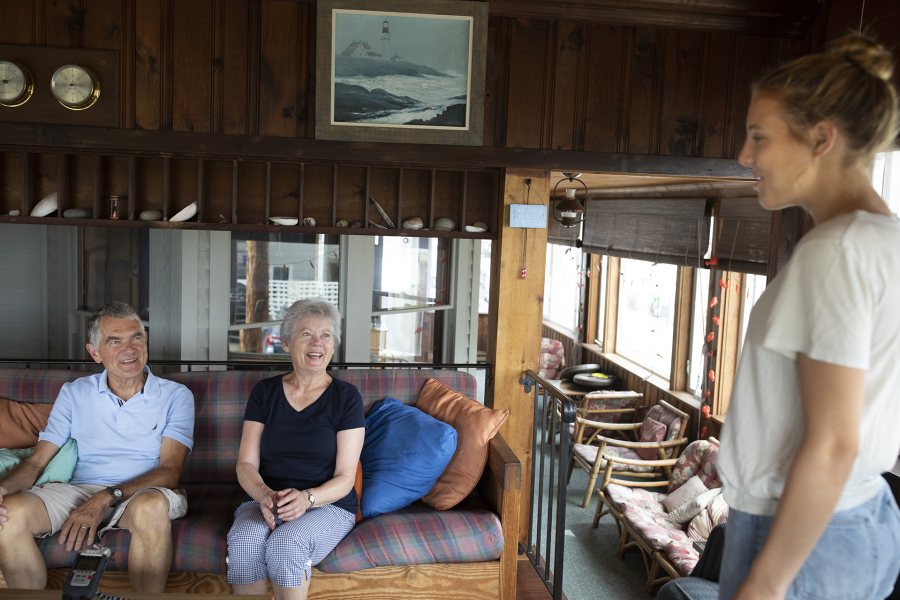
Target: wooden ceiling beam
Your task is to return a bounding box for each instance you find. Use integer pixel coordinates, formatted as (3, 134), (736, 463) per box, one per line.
(0, 122), (751, 179)
(487, 0), (823, 37)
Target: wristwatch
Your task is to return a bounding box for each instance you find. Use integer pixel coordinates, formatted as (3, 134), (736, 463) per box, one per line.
(107, 487), (125, 507)
(305, 489), (316, 508)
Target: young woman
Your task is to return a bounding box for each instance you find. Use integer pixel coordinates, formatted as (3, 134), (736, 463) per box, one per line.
(718, 35), (900, 600)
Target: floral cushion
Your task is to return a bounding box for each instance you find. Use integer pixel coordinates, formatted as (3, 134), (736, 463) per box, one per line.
(622, 501), (691, 550)
(668, 439), (721, 493)
(538, 338), (566, 379)
(644, 404), (684, 448)
(663, 538), (701, 576)
(573, 443), (658, 474)
(605, 484), (665, 514)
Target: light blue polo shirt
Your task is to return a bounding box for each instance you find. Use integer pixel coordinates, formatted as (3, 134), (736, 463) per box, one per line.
(39, 368), (194, 486)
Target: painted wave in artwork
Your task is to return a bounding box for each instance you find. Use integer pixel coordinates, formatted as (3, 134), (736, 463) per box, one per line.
(333, 57), (468, 127)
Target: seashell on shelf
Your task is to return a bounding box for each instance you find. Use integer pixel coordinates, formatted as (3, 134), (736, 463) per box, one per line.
(140, 209), (163, 221)
(8, 209), (20, 216)
(30, 192), (58, 217)
(169, 202), (198, 222)
(402, 216), (424, 230)
(465, 222), (488, 233)
(433, 217), (456, 231)
(302, 217), (316, 226)
(336, 219), (349, 227)
(270, 216), (299, 226)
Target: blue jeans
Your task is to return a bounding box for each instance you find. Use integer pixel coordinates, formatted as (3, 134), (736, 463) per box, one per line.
(719, 481), (900, 600)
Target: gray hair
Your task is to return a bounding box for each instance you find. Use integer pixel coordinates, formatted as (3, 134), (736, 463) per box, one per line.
(88, 302), (144, 347)
(281, 298), (342, 347)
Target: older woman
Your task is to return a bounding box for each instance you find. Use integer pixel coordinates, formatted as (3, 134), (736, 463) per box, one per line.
(227, 298), (365, 600)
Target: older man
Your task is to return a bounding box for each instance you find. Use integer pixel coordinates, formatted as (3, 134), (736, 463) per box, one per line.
(0, 302), (194, 593)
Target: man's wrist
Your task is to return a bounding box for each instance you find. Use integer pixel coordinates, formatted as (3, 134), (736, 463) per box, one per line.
(105, 486), (125, 507)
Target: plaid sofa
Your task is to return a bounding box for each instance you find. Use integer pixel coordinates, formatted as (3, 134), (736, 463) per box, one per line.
(0, 367), (521, 600)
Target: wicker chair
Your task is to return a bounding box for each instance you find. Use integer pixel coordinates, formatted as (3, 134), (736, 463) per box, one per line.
(567, 399), (689, 508)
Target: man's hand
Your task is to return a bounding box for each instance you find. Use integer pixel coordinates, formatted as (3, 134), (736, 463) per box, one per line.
(58, 491), (112, 552)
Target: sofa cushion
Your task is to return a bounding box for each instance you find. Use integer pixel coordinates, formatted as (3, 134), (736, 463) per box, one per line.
(663, 538), (702, 577)
(573, 443), (659, 474)
(0, 439), (78, 484)
(636, 416), (667, 459)
(669, 439), (721, 493)
(416, 378), (509, 510)
(667, 487), (721, 525)
(361, 399), (457, 518)
(317, 501), (504, 572)
(663, 474), (708, 512)
(0, 398), (53, 448)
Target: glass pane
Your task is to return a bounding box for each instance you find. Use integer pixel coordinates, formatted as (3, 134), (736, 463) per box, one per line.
(688, 268), (712, 395)
(371, 310), (443, 363)
(615, 258), (677, 377)
(230, 232), (340, 355)
(373, 236), (450, 311)
(543, 243), (582, 334)
(82, 227), (149, 320)
(596, 255), (607, 347)
(872, 150), (900, 214)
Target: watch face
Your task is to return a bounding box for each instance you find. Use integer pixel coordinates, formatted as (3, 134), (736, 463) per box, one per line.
(0, 60), (33, 107)
(50, 64), (99, 110)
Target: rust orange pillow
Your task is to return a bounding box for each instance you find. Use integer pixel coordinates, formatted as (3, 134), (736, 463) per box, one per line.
(354, 461), (363, 523)
(416, 378), (509, 510)
(0, 398), (53, 449)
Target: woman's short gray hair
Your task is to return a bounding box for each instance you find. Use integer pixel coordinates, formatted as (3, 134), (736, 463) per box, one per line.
(88, 302), (144, 347)
(281, 298), (342, 347)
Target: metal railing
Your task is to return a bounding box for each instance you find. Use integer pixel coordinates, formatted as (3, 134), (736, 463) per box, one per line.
(520, 369), (577, 600)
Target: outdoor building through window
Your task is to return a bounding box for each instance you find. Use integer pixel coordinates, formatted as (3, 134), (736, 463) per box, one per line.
(228, 232), (340, 357)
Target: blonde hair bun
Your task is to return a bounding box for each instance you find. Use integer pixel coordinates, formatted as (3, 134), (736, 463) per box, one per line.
(829, 34), (894, 82)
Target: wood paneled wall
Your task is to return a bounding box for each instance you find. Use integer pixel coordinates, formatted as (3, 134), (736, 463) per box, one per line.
(0, 0), (814, 162)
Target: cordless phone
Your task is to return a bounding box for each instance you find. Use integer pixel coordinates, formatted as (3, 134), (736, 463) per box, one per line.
(62, 545), (111, 600)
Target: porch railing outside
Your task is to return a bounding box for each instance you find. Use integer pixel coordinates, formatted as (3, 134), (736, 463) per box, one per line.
(520, 369), (577, 600)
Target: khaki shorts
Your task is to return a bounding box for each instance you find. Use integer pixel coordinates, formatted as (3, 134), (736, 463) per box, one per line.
(24, 482), (187, 538)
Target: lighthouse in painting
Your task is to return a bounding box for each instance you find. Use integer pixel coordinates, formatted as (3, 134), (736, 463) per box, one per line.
(380, 18), (390, 60)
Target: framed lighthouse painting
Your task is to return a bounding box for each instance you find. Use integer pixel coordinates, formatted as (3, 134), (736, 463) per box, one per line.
(315, 0), (487, 145)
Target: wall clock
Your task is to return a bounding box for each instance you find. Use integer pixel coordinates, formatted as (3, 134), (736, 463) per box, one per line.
(0, 60), (34, 107)
(50, 64), (100, 110)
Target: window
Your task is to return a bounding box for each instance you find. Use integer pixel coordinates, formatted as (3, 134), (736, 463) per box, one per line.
(371, 236), (452, 362)
(615, 258), (678, 377)
(228, 232), (340, 357)
(872, 150), (900, 214)
(543, 243), (583, 334)
(82, 227), (149, 320)
(687, 267), (711, 396)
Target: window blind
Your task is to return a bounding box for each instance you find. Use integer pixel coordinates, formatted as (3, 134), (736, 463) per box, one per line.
(713, 197), (771, 274)
(547, 212), (581, 246)
(581, 198), (711, 266)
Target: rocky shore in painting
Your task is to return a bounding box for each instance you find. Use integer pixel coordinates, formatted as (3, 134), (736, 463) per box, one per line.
(405, 103), (466, 126)
(333, 83), (420, 122)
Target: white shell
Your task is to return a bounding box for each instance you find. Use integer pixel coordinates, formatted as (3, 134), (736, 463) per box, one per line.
(269, 216), (299, 226)
(302, 217), (316, 226)
(30, 192), (58, 217)
(465, 222), (487, 233)
(433, 217), (456, 231)
(169, 202), (198, 222)
(140, 209), (163, 221)
(402, 216), (424, 230)
(336, 219), (349, 227)
(8, 209), (20, 216)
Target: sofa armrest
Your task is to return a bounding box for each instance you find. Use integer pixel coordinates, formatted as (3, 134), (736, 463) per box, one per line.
(477, 433), (521, 600)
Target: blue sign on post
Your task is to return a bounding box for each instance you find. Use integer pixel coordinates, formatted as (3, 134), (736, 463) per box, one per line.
(509, 204), (547, 228)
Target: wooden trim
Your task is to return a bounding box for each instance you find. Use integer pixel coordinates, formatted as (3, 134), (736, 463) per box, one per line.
(670, 266), (694, 391)
(602, 256), (620, 353)
(712, 270), (742, 415)
(0, 122), (750, 177)
(584, 253), (602, 344)
(486, 0), (820, 36)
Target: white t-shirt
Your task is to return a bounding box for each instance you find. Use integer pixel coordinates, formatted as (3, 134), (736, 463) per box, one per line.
(719, 210), (900, 516)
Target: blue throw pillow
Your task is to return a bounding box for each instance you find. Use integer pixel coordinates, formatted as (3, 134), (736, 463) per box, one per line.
(0, 439), (78, 484)
(361, 398), (457, 518)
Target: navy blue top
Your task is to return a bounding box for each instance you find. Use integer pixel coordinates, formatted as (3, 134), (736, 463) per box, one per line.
(244, 374), (365, 515)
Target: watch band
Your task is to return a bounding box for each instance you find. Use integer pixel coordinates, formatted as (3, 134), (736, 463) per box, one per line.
(107, 486), (125, 507)
(305, 489), (316, 508)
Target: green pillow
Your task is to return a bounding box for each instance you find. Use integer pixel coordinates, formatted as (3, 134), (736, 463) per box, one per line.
(0, 439), (78, 485)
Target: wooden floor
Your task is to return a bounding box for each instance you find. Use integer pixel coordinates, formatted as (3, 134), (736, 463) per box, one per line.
(517, 556), (555, 600)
